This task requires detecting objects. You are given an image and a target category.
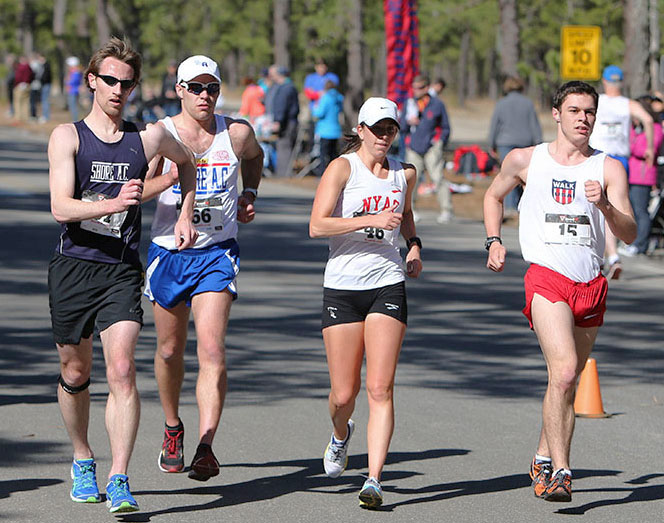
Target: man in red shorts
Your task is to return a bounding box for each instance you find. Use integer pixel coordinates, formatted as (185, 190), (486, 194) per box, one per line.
(483, 81), (636, 502)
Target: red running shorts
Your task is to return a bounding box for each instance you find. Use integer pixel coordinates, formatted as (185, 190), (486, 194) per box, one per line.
(522, 264), (608, 329)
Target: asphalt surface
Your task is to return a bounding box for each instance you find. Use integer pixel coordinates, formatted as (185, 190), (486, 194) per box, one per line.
(1, 125), (663, 522)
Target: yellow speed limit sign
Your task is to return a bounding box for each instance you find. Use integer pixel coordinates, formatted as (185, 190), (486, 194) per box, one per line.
(561, 25), (601, 80)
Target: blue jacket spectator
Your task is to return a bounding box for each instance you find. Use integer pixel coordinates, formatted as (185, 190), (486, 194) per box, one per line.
(312, 84), (344, 140)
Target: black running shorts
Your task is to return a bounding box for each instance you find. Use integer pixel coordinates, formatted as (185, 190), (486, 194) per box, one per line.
(48, 253), (144, 345)
(321, 281), (407, 329)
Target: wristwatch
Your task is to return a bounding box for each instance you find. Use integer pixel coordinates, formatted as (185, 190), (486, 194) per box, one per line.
(406, 236), (422, 250)
(485, 236), (502, 251)
(242, 187), (258, 199)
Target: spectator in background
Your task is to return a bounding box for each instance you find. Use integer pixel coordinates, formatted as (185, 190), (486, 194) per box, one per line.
(488, 76), (542, 217)
(620, 95), (664, 256)
(312, 79), (344, 176)
(29, 53), (43, 120)
(304, 58), (339, 112)
(270, 65), (299, 177)
(5, 54), (16, 118)
(13, 55), (34, 122)
(304, 58), (339, 157)
(402, 74), (452, 223)
(430, 77), (446, 98)
(66, 56), (82, 122)
(160, 60), (179, 117)
(589, 65), (654, 279)
(38, 53), (52, 122)
(238, 76), (265, 124)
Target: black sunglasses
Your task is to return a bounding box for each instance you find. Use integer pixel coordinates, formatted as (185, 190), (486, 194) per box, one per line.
(180, 81), (221, 96)
(367, 122), (399, 137)
(96, 74), (136, 90)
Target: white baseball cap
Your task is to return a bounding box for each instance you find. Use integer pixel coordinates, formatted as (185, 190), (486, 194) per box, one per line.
(177, 55), (221, 83)
(357, 97), (400, 127)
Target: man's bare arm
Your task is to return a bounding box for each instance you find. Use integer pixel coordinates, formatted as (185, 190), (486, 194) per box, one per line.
(483, 146), (533, 271)
(585, 156), (637, 244)
(49, 124), (142, 223)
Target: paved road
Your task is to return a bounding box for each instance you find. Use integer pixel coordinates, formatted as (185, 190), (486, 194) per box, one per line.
(1, 126), (663, 522)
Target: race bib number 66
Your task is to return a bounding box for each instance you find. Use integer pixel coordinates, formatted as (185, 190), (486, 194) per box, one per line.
(544, 213), (591, 246)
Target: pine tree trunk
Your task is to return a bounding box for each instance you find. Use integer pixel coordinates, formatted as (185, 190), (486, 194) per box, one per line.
(623, 0), (649, 96)
(457, 29), (470, 107)
(273, 0), (291, 70)
(344, 0), (364, 124)
(498, 0), (519, 77)
(649, 0), (660, 92)
(96, 0), (111, 46)
(53, 0), (67, 95)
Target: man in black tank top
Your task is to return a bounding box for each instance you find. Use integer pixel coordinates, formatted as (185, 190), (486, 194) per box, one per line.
(47, 37), (198, 514)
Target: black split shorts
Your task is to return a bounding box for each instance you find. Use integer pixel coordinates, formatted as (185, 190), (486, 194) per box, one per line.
(48, 253), (144, 345)
(321, 281), (407, 329)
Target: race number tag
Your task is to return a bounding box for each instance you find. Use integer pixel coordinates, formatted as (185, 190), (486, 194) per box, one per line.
(544, 213), (591, 246)
(177, 197), (224, 233)
(351, 211), (392, 245)
(80, 190), (127, 238)
(600, 121), (625, 138)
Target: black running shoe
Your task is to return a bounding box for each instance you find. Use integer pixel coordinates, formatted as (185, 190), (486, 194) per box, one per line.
(188, 443), (220, 481)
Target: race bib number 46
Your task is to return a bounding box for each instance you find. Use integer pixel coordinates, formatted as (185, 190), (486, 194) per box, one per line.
(80, 190), (127, 238)
(544, 213), (591, 246)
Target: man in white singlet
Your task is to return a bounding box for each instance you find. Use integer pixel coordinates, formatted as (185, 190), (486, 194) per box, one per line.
(484, 81), (636, 503)
(142, 55), (263, 481)
(588, 65), (653, 279)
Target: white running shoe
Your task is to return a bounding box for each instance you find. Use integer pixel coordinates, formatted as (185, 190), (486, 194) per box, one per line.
(436, 211), (453, 224)
(323, 419), (355, 478)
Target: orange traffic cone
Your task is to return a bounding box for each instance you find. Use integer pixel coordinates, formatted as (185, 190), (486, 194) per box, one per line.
(574, 358), (611, 418)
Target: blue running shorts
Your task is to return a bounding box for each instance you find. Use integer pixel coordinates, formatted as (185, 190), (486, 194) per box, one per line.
(144, 239), (239, 309)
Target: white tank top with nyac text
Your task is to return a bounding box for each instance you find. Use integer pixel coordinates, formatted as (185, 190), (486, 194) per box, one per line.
(519, 143), (606, 282)
(589, 94), (631, 157)
(323, 152), (408, 290)
(151, 115), (240, 249)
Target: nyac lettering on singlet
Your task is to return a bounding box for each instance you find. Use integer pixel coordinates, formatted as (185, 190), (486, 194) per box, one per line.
(56, 120), (148, 267)
(360, 194), (401, 214)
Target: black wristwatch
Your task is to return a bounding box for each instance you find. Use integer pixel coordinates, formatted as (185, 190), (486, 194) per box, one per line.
(485, 236), (502, 251)
(406, 236), (422, 250)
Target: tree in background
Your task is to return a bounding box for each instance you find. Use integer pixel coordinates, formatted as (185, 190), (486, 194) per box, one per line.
(2, 0), (664, 112)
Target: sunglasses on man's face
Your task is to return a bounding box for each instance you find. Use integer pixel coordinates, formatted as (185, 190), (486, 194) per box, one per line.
(180, 81), (221, 96)
(96, 74), (136, 90)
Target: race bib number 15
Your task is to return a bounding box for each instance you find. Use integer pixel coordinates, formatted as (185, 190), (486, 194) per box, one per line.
(544, 213), (591, 246)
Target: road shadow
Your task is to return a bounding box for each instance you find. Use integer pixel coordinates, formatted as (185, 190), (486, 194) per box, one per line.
(556, 473), (664, 515)
(114, 448), (468, 521)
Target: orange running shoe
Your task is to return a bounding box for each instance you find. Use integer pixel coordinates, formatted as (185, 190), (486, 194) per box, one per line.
(542, 469), (572, 502)
(529, 456), (553, 498)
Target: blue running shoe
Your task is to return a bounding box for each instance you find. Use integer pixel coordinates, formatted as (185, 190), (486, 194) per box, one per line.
(105, 474), (139, 513)
(70, 458), (101, 503)
(359, 476), (383, 509)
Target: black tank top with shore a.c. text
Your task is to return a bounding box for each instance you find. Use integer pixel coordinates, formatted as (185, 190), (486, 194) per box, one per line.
(55, 120), (148, 267)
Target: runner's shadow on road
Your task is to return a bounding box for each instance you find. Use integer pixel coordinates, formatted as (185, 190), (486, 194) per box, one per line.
(0, 478), (62, 500)
(114, 448), (466, 521)
(555, 473), (664, 515)
(381, 467), (621, 510)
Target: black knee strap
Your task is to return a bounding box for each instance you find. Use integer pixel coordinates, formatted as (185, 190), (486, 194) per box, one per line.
(58, 374), (90, 394)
